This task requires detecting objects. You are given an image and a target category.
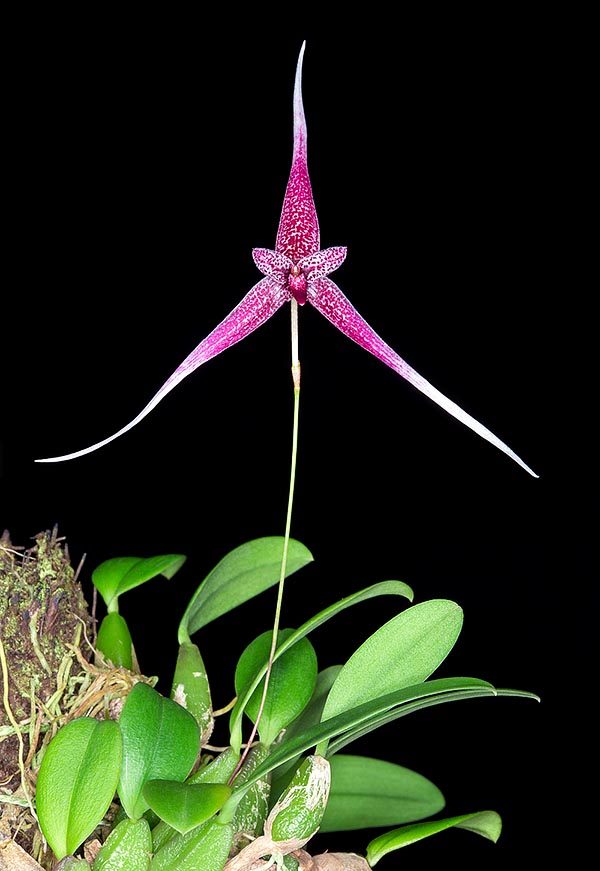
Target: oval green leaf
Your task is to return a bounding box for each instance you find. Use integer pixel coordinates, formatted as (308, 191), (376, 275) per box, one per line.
(143, 780), (231, 834)
(92, 557), (140, 609)
(321, 599), (463, 723)
(228, 580), (413, 752)
(118, 683), (200, 820)
(319, 754), (445, 832)
(151, 747), (241, 852)
(93, 817), (152, 871)
(36, 717), (122, 860)
(92, 554), (186, 610)
(177, 537), (313, 643)
(234, 629), (318, 746)
(366, 810), (502, 865)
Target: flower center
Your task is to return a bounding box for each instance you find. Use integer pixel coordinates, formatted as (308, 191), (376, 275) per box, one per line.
(288, 265), (308, 305)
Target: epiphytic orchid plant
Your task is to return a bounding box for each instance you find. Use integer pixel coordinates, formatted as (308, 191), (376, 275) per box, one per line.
(7, 40), (539, 871)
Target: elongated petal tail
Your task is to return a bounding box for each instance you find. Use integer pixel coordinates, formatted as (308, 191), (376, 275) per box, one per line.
(308, 277), (538, 477)
(275, 40), (320, 261)
(35, 278), (289, 463)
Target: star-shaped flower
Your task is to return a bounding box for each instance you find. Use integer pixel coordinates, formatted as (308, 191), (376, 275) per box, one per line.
(37, 43), (537, 477)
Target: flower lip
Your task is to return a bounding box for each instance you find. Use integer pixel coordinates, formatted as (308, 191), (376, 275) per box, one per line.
(289, 266), (308, 305)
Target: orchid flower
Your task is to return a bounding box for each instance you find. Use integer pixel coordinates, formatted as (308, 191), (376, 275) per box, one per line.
(36, 42), (537, 478)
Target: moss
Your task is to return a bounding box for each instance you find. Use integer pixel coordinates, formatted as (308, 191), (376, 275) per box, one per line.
(0, 528), (151, 868)
(1, 528), (93, 719)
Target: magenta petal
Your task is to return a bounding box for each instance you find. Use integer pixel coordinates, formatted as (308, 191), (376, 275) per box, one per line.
(299, 247), (347, 279)
(252, 248), (292, 276)
(308, 277), (538, 477)
(275, 41), (320, 261)
(36, 277), (290, 463)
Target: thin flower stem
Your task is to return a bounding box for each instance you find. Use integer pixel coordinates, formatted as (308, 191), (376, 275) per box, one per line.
(291, 296), (301, 391)
(231, 301), (301, 779)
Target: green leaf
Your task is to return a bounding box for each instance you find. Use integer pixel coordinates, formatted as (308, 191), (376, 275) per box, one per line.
(270, 666), (343, 796)
(234, 629), (318, 746)
(93, 818), (153, 871)
(236, 678), (498, 793)
(92, 554), (186, 610)
(326, 685), (537, 760)
(96, 612), (134, 669)
(149, 819), (234, 871)
(321, 599), (463, 723)
(283, 666), (343, 744)
(92, 557), (140, 609)
(143, 780), (231, 834)
(319, 754), (445, 832)
(151, 747), (240, 852)
(177, 537), (313, 643)
(36, 717), (122, 860)
(188, 747), (241, 785)
(229, 580), (413, 752)
(118, 683), (200, 820)
(325, 685), (490, 757)
(366, 810), (503, 865)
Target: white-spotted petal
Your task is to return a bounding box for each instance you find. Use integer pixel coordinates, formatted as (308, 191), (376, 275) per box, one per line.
(300, 246), (347, 279)
(36, 276), (289, 463)
(252, 248), (293, 276)
(308, 277), (538, 478)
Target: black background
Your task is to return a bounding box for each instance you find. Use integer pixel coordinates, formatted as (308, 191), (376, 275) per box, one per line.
(1, 11), (592, 867)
